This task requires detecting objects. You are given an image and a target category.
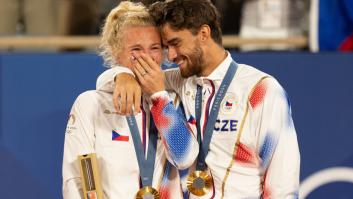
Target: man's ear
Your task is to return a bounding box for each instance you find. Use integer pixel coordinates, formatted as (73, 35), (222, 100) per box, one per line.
(198, 24), (211, 42)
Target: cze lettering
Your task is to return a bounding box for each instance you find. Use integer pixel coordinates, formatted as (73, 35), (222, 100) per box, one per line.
(214, 119), (238, 132)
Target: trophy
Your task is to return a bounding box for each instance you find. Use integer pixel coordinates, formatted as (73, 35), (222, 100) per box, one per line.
(78, 153), (104, 199)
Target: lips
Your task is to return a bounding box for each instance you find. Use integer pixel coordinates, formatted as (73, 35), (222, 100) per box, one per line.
(175, 56), (186, 67)
(177, 60), (184, 66)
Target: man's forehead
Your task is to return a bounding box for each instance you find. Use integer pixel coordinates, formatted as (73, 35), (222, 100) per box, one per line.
(161, 24), (175, 36)
(161, 24), (190, 42)
(160, 24), (175, 42)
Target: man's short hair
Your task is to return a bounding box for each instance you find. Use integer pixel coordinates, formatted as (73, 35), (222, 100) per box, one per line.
(149, 0), (222, 45)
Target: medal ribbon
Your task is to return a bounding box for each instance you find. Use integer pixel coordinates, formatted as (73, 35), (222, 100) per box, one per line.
(195, 61), (238, 171)
(126, 114), (158, 187)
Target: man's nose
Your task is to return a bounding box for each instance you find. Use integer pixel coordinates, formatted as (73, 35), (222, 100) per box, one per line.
(167, 47), (177, 62)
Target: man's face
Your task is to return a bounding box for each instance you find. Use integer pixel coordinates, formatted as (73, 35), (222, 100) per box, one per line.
(161, 23), (205, 77)
(117, 25), (163, 68)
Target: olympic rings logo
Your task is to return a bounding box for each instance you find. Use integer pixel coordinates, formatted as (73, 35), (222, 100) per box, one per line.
(299, 167), (353, 199)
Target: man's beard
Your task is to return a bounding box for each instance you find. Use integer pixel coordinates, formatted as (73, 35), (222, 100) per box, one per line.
(179, 43), (205, 78)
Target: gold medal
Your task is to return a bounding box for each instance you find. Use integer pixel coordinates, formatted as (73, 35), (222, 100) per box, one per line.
(187, 170), (213, 196)
(135, 186), (160, 199)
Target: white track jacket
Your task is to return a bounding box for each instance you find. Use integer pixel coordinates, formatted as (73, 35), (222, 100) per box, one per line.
(96, 52), (300, 199)
(63, 90), (198, 199)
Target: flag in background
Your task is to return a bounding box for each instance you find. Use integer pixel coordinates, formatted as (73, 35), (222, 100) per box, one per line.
(310, 0), (353, 51)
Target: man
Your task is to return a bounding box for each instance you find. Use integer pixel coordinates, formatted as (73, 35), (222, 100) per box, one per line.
(97, 0), (300, 198)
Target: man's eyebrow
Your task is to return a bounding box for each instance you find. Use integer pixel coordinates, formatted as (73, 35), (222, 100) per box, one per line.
(167, 38), (180, 45)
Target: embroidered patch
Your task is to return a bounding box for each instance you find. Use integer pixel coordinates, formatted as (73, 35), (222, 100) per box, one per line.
(112, 130), (129, 142)
(104, 109), (119, 114)
(221, 93), (238, 114)
(66, 114), (77, 134)
(68, 114), (76, 125)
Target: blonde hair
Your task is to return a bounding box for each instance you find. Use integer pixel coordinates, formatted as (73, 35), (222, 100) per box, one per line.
(99, 1), (155, 67)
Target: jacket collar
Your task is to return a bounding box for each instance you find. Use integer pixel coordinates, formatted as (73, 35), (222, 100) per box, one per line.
(194, 51), (233, 86)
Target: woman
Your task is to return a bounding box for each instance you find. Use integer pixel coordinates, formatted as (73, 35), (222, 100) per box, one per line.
(62, 2), (197, 198)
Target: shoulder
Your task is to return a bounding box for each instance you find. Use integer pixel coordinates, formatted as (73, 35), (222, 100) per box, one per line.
(164, 68), (184, 81)
(232, 63), (287, 107)
(236, 64), (269, 80)
(73, 90), (113, 110)
(236, 63), (284, 90)
(248, 74), (289, 111)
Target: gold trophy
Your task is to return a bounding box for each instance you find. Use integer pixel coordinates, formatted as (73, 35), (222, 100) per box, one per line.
(78, 153), (104, 199)
(187, 170), (213, 196)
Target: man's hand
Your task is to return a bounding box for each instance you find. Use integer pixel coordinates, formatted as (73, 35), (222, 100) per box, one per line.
(132, 52), (165, 95)
(113, 73), (141, 115)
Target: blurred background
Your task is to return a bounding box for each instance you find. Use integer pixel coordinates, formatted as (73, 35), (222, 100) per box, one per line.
(0, 0), (352, 198)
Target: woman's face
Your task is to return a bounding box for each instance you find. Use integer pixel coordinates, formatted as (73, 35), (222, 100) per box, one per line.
(116, 25), (163, 68)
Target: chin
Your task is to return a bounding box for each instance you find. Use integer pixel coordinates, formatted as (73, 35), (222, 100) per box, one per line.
(180, 69), (194, 78)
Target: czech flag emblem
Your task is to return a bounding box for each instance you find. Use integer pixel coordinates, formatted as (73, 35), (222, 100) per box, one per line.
(112, 130), (129, 142)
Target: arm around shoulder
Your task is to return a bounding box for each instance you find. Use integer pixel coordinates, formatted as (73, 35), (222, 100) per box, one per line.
(96, 66), (135, 92)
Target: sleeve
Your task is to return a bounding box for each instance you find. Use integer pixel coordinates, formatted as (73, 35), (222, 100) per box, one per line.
(96, 66), (185, 95)
(250, 78), (300, 199)
(150, 91), (199, 170)
(96, 66), (134, 93)
(163, 68), (184, 95)
(62, 91), (98, 199)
